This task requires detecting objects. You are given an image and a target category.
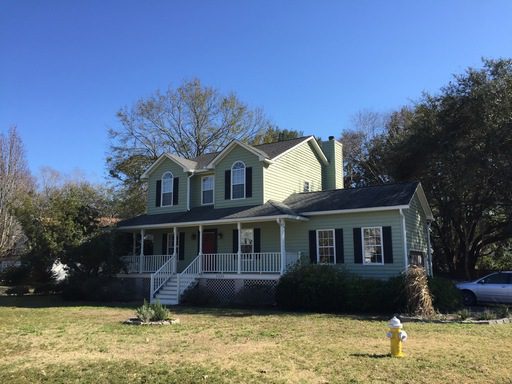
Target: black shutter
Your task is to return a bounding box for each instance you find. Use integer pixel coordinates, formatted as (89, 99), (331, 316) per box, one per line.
(178, 232), (185, 260)
(232, 229), (239, 253)
(335, 228), (344, 264)
(173, 177), (179, 205)
(254, 228), (261, 253)
(353, 228), (362, 264)
(155, 180), (161, 207)
(225, 170), (231, 199)
(161, 233), (168, 255)
(246, 167), (252, 198)
(383, 226), (393, 264)
(309, 230), (317, 264)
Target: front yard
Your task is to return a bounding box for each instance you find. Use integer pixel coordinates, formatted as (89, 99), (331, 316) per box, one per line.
(0, 296), (510, 384)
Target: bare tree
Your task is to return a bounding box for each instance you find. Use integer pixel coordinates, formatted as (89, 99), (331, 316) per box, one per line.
(107, 78), (273, 216)
(0, 127), (31, 258)
(339, 110), (389, 187)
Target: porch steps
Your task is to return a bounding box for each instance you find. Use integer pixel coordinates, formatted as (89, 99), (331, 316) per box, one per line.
(154, 276), (179, 305)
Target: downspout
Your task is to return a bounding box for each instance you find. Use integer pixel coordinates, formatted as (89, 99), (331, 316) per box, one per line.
(187, 172), (194, 211)
(426, 220), (433, 277)
(399, 209), (408, 273)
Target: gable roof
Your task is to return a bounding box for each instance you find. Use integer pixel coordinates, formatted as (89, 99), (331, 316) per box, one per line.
(140, 153), (197, 179)
(205, 140), (271, 168)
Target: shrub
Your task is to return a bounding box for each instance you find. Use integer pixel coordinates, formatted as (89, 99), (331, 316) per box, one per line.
(5, 285), (30, 296)
(476, 309), (497, 321)
(428, 276), (463, 312)
(135, 300), (169, 322)
(61, 275), (136, 302)
(457, 308), (472, 320)
(276, 264), (407, 314)
(33, 282), (61, 295)
(276, 264), (348, 312)
(0, 265), (30, 285)
(495, 305), (510, 319)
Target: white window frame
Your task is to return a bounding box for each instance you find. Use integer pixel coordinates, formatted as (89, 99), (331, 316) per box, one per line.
(231, 161), (246, 200)
(303, 181), (311, 192)
(161, 171), (174, 207)
(362, 226), (384, 265)
(240, 228), (254, 256)
(201, 175), (214, 205)
(316, 229), (336, 264)
(166, 233), (179, 255)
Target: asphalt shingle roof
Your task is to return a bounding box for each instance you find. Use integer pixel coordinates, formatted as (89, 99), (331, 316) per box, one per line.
(283, 182), (419, 212)
(117, 182), (419, 228)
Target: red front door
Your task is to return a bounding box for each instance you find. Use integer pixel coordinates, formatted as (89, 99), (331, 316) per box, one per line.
(202, 230), (217, 272)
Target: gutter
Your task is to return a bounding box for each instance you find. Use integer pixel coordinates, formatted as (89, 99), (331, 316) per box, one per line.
(399, 208), (408, 272)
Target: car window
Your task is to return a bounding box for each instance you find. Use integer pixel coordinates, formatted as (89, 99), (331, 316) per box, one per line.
(481, 273), (509, 284)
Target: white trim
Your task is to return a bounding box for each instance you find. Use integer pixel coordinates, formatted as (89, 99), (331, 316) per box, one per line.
(413, 183), (434, 220)
(206, 140), (270, 168)
(361, 226), (384, 265)
(141, 153), (196, 179)
(161, 171), (174, 207)
(201, 175), (215, 205)
(302, 205), (409, 216)
(187, 173), (193, 211)
(316, 228), (336, 264)
(400, 209), (409, 272)
(231, 161), (246, 200)
(271, 136), (329, 165)
(118, 214), (309, 230)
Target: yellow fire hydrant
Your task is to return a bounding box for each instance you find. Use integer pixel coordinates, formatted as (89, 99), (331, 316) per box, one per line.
(386, 316), (408, 357)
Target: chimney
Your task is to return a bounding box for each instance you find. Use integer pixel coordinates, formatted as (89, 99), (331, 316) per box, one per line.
(320, 136), (344, 190)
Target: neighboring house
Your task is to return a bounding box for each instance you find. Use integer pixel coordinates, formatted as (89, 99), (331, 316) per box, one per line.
(117, 136), (433, 304)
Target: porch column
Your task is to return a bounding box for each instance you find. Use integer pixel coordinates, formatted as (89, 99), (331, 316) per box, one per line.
(237, 222), (242, 274)
(132, 232), (136, 255)
(173, 226), (178, 273)
(198, 225), (203, 273)
(278, 219), (286, 274)
(139, 228), (145, 273)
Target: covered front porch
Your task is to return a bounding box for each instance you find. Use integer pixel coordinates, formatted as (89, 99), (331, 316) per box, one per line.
(116, 206), (308, 303)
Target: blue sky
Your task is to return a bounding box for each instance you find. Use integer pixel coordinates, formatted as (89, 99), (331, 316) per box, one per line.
(1, 1), (511, 183)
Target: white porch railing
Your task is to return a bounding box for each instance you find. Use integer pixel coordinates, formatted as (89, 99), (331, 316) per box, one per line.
(177, 255), (201, 300)
(121, 255), (172, 273)
(201, 252), (283, 274)
(150, 255), (176, 299)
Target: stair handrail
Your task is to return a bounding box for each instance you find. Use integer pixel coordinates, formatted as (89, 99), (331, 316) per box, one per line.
(177, 255), (201, 300)
(150, 254), (176, 300)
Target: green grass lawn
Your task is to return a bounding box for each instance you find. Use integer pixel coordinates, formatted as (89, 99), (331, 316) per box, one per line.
(0, 296), (511, 384)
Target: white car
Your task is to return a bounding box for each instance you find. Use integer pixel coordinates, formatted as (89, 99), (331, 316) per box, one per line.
(456, 271), (512, 306)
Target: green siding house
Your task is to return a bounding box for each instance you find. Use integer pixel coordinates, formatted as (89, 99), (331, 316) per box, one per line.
(117, 136), (433, 304)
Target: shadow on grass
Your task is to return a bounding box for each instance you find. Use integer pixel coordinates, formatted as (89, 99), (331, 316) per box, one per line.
(0, 294), (140, 309)
(350, 353), (390, 359)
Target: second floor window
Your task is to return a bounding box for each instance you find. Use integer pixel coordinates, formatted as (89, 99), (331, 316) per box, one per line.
(202, 176), (214, 205)
(161, 172), (173, 206)
(231, 161), (245, 199)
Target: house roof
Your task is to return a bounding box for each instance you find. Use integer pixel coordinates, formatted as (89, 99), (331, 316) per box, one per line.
(117, 200), (306, 229)
(283, 182), (420, 213)
(142, 136), (326, 178)
(118, 181), (431, 229)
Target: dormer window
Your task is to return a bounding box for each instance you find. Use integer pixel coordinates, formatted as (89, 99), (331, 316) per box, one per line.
(231, 161), (246, 199)
(161, 172), (173, 206)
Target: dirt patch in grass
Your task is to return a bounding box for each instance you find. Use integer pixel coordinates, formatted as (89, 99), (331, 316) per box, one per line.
(0, 297), (511, 383)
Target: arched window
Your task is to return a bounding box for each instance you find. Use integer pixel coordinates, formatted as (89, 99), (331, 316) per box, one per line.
(161, 171), (173, 206)
(231, 161), (245, 199)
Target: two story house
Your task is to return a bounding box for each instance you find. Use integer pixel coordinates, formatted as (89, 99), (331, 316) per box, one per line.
(117, 135), (433, 304)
